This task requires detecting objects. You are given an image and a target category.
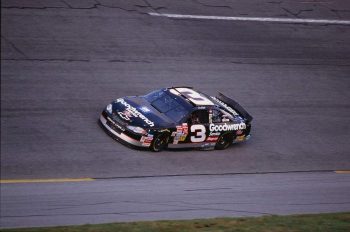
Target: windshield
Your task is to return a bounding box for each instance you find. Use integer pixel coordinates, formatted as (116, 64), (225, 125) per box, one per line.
(144, 90), (190, 123)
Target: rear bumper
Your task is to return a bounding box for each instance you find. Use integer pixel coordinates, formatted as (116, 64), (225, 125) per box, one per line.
(99, 115), (149, 148)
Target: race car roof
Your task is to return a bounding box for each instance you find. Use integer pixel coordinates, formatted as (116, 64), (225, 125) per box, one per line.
(167, 87), (215, 107)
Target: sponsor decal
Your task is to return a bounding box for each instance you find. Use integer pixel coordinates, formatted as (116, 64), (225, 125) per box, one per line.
(107, 117), (125, 131)
(116, 98), (154, 127)
(209, 123), (246, 132)
(173, 123), (189, 144)
(141, 134), (153, 146)
(115, 124), (125, 132)
(236, 135), (245, 141)
(180, 123), (188, 141)
(206, 136), (219, 142)
(209, 131), (221, 136)
(211, 96), (239, 116)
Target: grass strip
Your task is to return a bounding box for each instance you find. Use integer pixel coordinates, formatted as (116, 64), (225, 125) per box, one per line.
(1, 212), (349, 232)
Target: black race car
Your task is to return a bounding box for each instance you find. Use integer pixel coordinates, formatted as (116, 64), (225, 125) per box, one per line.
(99, 87), (252, 151)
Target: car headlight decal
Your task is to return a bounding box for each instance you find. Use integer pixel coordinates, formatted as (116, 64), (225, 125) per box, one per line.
(106, 104), (113, 114)
(127, 125), (146, 135)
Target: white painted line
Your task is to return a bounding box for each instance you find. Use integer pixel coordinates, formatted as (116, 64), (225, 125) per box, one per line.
(148, 12), (350, 25)
(0, 178), (95, 184)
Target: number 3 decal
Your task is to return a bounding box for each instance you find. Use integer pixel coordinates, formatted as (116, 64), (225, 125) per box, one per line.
(176, 88), (214, 106)
(191, 125), (206, 142)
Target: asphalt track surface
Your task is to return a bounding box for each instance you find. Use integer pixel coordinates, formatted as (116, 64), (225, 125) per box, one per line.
(2, 172), (350, 228)
(1, 0), (350, 228)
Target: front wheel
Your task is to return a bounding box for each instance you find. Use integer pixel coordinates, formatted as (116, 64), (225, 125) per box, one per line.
(215, 133), (233, 150)
(150, 133), (169, 152)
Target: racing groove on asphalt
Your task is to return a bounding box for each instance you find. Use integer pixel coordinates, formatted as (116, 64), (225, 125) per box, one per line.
(1, 0), (350, 179)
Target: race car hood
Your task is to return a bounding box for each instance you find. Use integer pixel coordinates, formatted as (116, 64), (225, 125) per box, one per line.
(109, 96), (175, 128)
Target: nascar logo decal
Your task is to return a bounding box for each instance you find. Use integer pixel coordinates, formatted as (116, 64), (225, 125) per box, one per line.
(116, 98), (155, 127)
(209, 123), (246, 132)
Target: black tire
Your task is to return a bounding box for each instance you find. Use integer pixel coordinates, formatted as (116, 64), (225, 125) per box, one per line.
(215, 133), (233, 150)
(150, 133), (169, 152)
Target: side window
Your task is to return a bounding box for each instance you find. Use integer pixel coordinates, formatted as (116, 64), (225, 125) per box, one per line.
(188, 110), (209, 124)
(212, 109), (232, 123)
(212, 109), (222, 123)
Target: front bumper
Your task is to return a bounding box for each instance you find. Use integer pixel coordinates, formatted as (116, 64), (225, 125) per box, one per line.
(99, 114), (151, 148)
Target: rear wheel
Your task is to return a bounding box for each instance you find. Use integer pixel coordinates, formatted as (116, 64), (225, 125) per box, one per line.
(150, 133), (169, 152)
(215, 133), (233, 150)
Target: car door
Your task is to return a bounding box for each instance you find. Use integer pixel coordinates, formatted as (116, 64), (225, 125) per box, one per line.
(186, 109), (210, 144)
(208, 108), (241, 140)
(171, 109), (217, 146)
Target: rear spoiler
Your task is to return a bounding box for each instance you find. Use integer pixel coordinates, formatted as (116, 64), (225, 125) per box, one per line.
(217, 92), (253, 123)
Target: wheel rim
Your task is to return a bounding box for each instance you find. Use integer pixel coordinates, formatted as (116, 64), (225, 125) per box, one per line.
(217, 134), (230, 149)
(153, 135), (166, 151)
(155, 137), (164, 148)
(219, 137), (226, 145)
